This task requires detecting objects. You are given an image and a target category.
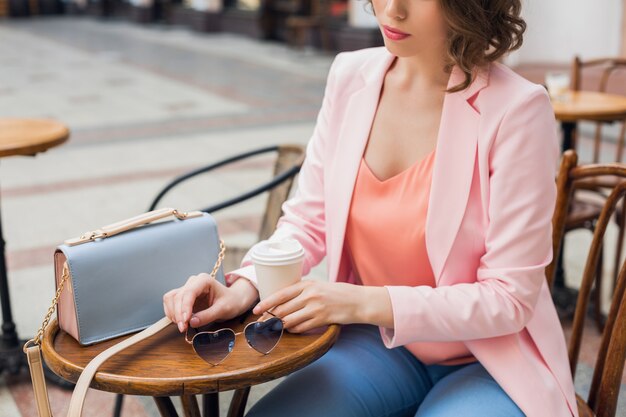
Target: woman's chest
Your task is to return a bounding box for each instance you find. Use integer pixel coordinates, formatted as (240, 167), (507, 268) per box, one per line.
(363, 90), (444, 181)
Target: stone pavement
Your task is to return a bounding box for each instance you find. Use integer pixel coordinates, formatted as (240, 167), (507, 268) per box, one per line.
(0, 16), (624, 417)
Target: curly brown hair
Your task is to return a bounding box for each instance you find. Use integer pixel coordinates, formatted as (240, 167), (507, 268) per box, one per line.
(442, 0), (526, 91)
(368, 0), (526, 92)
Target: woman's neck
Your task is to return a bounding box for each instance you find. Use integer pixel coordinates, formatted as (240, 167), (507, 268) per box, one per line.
(389, 52), (450, 92)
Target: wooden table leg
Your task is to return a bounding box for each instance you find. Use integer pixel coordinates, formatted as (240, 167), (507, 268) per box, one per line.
(181, 395), (202, 417)
(203, 393), (220, 417)
(227, 387), (251, 417)
(154, 397), (180, 417)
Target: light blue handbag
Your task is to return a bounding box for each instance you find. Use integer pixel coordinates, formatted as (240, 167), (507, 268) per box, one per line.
(53, 208), (225, 345)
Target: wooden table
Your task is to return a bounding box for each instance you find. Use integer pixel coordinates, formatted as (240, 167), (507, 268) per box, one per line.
(0, 118), (69, 376)
(552, 91), (626, 151)
(42, 317), (340, 417)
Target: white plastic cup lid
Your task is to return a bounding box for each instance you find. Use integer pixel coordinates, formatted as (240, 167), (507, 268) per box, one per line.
(251, 239), (305, 265)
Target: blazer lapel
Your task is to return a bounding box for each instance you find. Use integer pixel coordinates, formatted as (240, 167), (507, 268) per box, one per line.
(327, 51), (395, 282)
(427, 68), (489, 284)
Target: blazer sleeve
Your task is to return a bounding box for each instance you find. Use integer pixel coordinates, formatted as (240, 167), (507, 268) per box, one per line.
(225, 53), (343, 287)
(381, 86), (560, 344)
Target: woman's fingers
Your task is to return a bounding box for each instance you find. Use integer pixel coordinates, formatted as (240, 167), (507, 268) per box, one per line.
(279, 306), (318, 331)
(175, 274), (212, 332)
(165, 274), (248, 332)
(173, 290), (186, 331)
(189, 284), (243, 327)
(269, 295), (307, 320)
(253, 281), (309, 314)
(287, 318), (321, 334)
(162, 289), (178, 323)
(189, 299), (227, 328)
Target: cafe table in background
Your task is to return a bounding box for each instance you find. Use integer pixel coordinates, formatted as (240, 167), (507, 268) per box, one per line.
(552, 90), (626, 152)
(0, 118), (69, 376)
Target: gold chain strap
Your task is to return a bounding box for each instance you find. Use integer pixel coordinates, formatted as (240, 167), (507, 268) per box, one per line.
(23, 264), (70, 351)
(211, 239), (226, 279)
(23, 239), (226, 352)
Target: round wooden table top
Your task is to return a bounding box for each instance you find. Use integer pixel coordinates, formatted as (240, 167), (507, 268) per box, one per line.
(42, 317), (340, 396)
(0, 118), (69, 157)
(552, 91), (626, 122)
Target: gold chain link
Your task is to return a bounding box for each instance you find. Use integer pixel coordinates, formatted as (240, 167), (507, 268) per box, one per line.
(23, 239), (226, 352)
(24, 264), (69, 351)
(210, 240), (226, 279)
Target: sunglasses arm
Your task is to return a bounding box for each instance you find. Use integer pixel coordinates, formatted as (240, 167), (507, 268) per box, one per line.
(266, 310), (282, 320)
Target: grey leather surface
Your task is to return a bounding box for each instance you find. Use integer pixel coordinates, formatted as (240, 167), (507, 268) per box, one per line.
(56, 213), (225, 345)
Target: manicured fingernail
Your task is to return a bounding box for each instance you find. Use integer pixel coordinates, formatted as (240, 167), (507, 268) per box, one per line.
(190, 316), (199, 326)
(252, 307), (259, 315)
(183, 312), (188, 322)
(178, 322), (183, 332)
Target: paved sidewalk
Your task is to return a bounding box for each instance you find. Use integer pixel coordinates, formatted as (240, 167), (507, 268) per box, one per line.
(0, 16), (624, 417)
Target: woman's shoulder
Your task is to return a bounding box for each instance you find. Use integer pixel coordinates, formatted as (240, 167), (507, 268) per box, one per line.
(479, 63), (557, 155)
(483, 62), (550, 108)
(472, 62), (554, 131)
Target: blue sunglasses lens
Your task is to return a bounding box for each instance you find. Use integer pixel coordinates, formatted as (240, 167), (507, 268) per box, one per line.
(192, 329), (236, 365)
(244, 317), (283, 354)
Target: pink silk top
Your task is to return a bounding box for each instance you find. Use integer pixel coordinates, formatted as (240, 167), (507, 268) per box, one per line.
(346, 149), (476, 366)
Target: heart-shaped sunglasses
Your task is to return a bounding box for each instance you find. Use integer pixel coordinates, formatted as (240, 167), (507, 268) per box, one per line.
(185, 311), (284, 366)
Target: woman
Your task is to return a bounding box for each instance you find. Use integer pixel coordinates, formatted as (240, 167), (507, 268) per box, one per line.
(163, 0), (578, 415)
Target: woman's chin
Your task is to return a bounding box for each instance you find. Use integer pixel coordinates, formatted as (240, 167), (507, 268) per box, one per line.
(382, 43), (415, 58)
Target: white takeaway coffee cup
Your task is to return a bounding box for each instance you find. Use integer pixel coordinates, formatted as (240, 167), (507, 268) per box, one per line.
(251, 239), (305, 300)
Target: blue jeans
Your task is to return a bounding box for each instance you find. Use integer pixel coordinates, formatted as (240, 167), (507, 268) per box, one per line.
(246, 324), (525, 417)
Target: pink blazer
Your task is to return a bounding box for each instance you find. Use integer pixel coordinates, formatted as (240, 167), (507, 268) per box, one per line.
(228, 47), (578, 417)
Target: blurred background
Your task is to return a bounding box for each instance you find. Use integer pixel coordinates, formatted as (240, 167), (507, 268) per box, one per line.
(1, 0), (626, 416)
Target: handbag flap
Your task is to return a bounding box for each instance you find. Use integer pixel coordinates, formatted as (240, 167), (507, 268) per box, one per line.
(56, 213), (224, 345)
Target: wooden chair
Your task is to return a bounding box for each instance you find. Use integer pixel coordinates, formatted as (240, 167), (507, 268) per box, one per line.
(556, 57), (626, 323)
(549, 150), (626, 417)
(571, 56), (626, 164)
(111, 144), (306, 417)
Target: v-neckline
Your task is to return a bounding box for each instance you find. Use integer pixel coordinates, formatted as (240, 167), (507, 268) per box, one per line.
(362, 148), (435, 184)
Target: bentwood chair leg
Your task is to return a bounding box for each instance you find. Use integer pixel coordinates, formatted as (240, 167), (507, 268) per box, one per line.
(181, 395), (202, 417)
(203, 393), (220, 417)
(113, 394), (124, 417)
(553, 242), (577, 319)
(613, 204), (626, 290)
(555, 240), (567, 289)
(592, 244), (606, 331)
(154, 397), (180, 417)
(227, 387), (251, 417)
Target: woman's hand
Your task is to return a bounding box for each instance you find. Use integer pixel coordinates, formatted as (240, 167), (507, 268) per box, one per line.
(163, 274), (259, 333)
(252, 281), (394, 333)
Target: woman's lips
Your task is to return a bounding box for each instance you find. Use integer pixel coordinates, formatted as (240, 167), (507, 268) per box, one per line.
(382, 25), (410, 41)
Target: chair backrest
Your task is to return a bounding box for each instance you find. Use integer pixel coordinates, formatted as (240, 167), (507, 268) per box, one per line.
(549, 150), (626, 417)
(572, 57), (626, 94)
(258, 144), (306, 240)
(571, 56), (626, 163)
(149, 144), (306, 241)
